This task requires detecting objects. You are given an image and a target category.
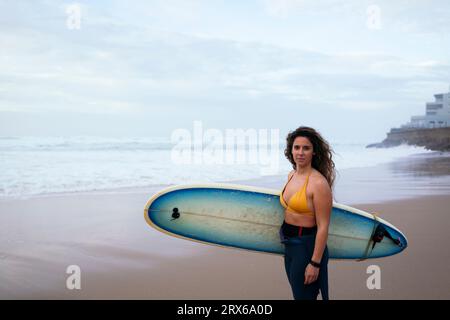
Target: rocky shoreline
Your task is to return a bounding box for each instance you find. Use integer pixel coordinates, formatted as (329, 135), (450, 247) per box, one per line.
(366, 127), (450, 151)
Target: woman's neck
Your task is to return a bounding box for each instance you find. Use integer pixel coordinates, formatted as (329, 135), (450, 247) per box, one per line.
(295, 165), (312, 176)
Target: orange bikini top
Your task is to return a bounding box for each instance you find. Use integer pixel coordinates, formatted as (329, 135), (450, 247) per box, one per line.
(280, 171), (314, 217)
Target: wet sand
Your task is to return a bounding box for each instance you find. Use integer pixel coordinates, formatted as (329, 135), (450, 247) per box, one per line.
(0, 153), (449, 299)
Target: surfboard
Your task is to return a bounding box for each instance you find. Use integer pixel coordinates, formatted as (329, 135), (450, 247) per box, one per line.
(144, 184), (407, 260)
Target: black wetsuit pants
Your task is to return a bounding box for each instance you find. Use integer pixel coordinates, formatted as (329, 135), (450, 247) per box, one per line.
(280, 221), (329, 300)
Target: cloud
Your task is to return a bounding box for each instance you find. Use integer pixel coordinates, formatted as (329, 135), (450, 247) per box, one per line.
(1, 21), (447, 116)
(1, 0), (449, 121)
(264, 0), (306, 18)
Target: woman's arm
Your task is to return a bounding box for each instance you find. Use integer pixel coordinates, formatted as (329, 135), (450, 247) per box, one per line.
(304, 178), (332, 285)
(311, 178), (332, 263)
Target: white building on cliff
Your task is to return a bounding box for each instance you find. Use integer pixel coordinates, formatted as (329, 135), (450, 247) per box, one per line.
(402, 89), (450, 129)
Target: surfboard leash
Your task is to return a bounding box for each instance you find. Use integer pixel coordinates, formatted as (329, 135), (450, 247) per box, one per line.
(358, 212), (404, 261)
(358, 212), (380, 261)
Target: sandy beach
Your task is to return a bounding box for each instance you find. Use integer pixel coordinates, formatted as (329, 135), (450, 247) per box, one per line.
(1, 153), (449, 300)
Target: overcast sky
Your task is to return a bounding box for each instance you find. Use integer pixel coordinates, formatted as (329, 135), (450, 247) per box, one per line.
(0, 0), (449, 143)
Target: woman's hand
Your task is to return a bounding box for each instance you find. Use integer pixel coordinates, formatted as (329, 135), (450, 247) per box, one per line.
(304, 263), (319, 285)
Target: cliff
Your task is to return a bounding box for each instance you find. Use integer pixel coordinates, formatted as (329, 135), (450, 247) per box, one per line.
(366, 127), (450, 151)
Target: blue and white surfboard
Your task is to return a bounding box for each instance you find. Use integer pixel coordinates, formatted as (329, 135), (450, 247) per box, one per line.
(144, 184), (408, 260)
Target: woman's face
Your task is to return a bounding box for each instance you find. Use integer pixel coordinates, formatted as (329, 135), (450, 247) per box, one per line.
(291, 136), (314, 168)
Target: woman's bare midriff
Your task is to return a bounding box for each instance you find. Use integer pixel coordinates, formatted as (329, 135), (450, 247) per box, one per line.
(284, 209), (316, 228)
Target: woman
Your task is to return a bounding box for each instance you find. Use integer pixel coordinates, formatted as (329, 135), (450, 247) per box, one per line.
(279, 126), (335, 300)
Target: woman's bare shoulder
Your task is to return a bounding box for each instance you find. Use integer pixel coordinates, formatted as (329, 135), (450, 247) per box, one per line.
(310, 170), (331, 191)
(288, 170), (295, 179)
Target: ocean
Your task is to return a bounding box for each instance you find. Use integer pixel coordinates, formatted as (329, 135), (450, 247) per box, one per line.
(0, 136), (433, 199)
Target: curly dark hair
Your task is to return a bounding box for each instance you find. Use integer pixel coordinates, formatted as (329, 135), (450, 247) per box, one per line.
(284, 126), (336, 188)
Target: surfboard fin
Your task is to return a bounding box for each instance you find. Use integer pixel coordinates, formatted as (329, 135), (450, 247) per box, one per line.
(371, 224), (403, 249)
